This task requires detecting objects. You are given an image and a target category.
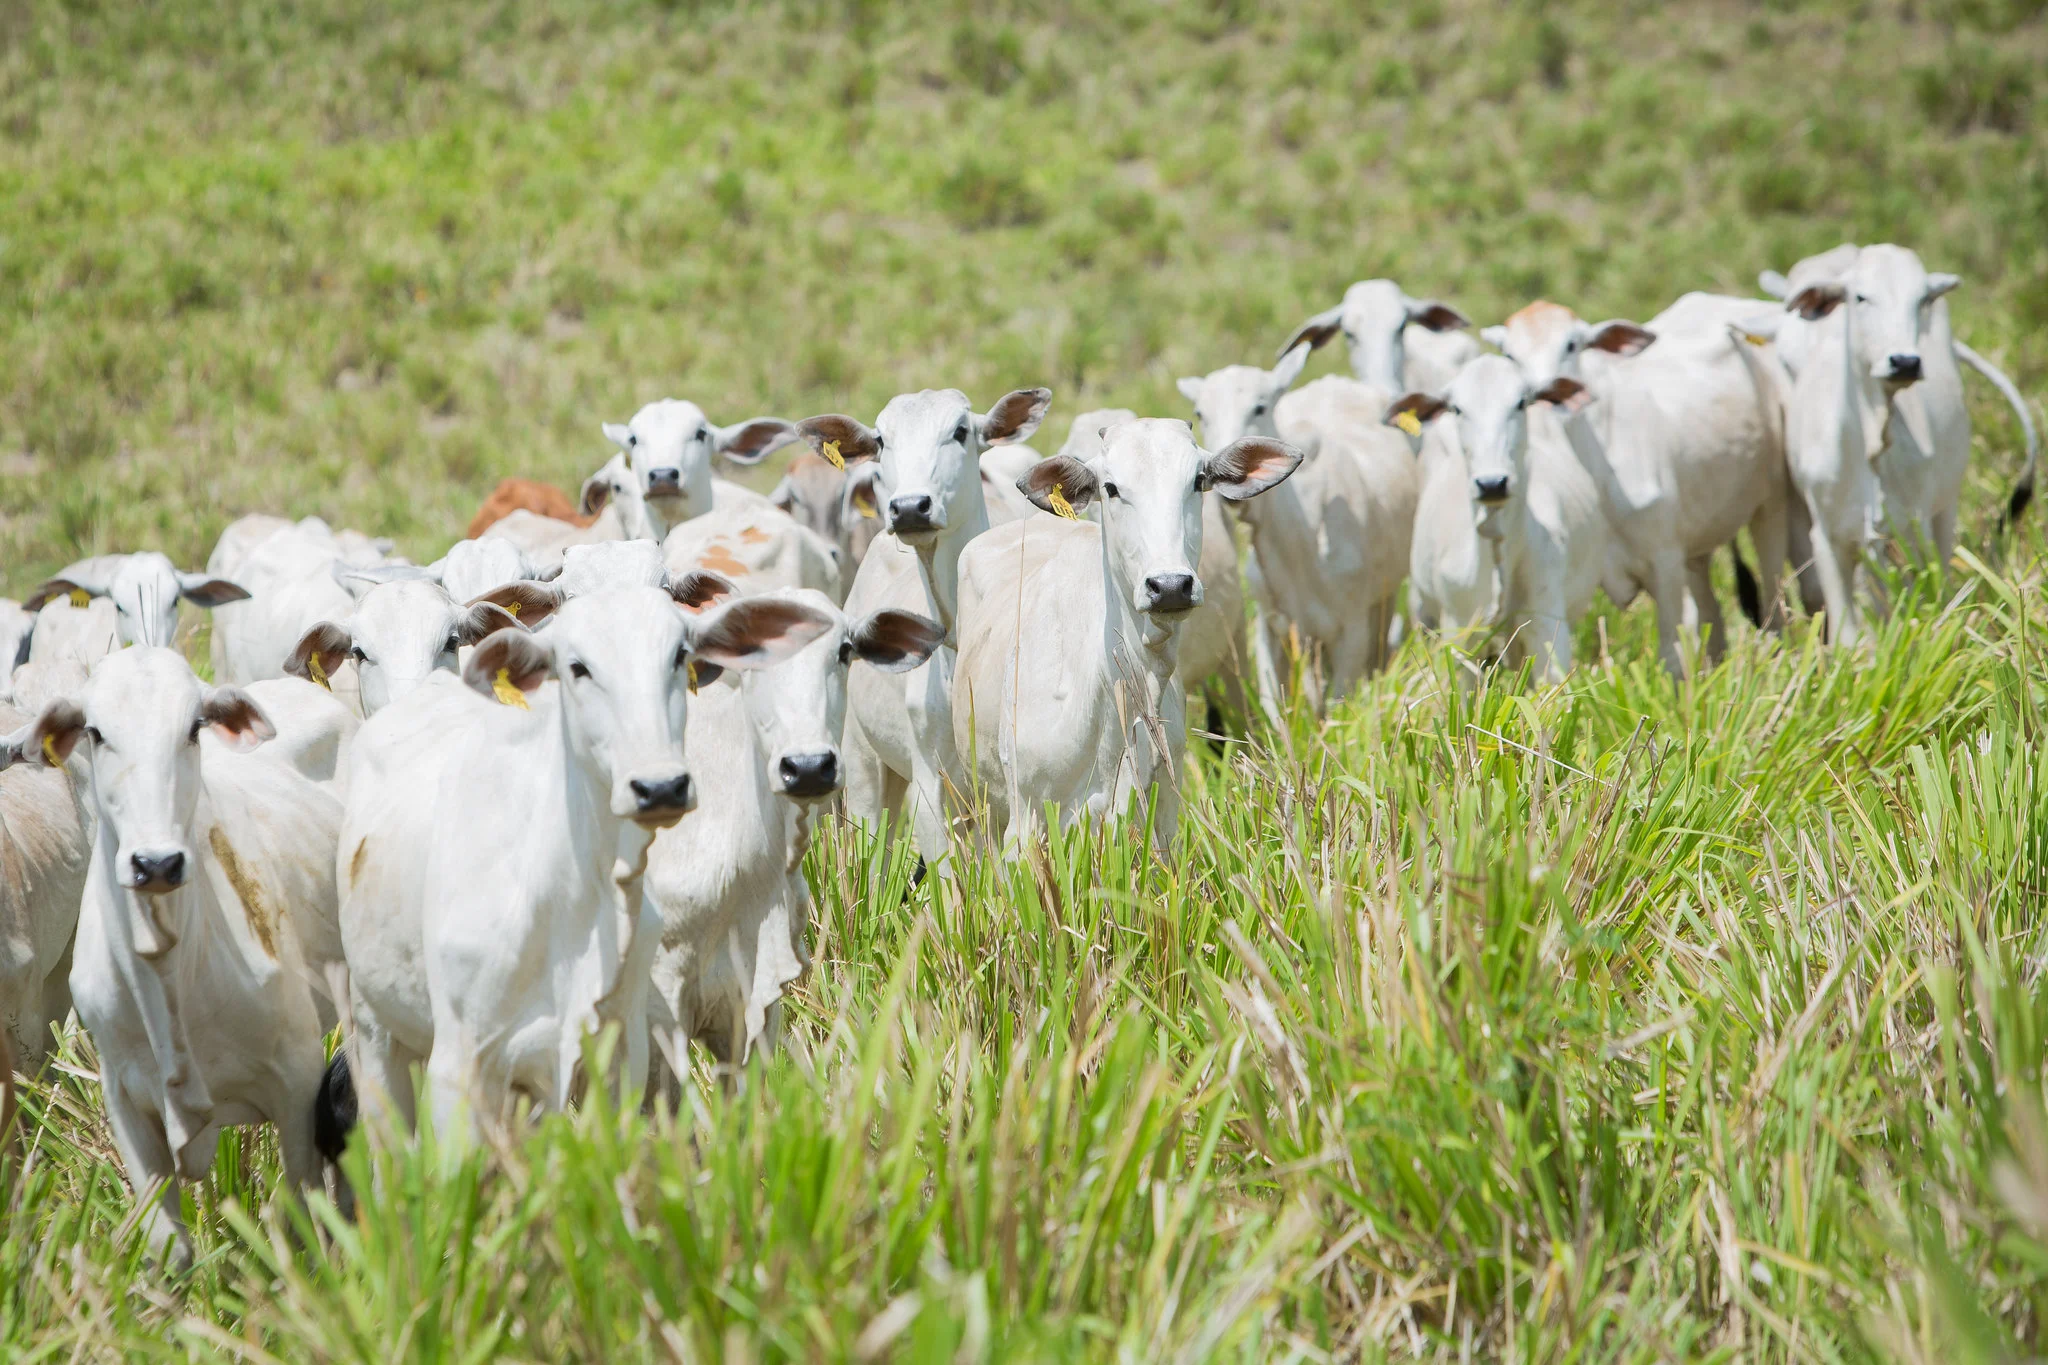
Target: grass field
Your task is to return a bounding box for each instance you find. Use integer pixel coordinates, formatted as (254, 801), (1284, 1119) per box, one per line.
(4, 0), (2048, 1358)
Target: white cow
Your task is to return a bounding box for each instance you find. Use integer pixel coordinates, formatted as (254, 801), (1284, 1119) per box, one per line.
(209, 516), (402, 712)
(645, 584), (941, 1067)
(284, 574), (531, 716)
(954, 420), (1300, 851)
(335, 586), (834, 1140)
(24, 552), (248, 665)
(0, 705), (91, 1075)
(1481, 300), (1791, 671)
(431, 537), (548, 604)
(1278, 278), (1482, 395)
(592, 398), (799, 542)
(1388, 356), (1616, 682)
(8, 649), (339, 1270)
(663, 499), (843, 600)
(23, 595), (117, 672)
(798, 386), (1052, 859)
(1178, 346), (1421, 713)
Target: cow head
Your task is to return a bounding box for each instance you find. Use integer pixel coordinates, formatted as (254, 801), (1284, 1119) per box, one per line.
(591, 399), (800, 541)
(1387, 355), (1584, 519)
(287, 574), (537, 714)
(9, 648), (272, 952)
(430, 538), (544, 605)
(25, 551), (250, 650)
(461, 583), (833, 826)
(1279, 279), (1472, 394)
(1177, 343), (1312, 450)
(1481, 300), (1655, 395)
(1777, 244), (1958, 390)
(795, 387), (1051, 546)
(1021, 418), (1301, 626)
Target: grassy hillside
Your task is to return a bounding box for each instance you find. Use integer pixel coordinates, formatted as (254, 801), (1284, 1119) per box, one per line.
(5, 0), (2048, 1360)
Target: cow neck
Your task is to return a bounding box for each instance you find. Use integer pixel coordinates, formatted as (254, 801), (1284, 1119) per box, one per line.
(1829, 307), (1895, 467)
(1097, 515), (1180, 692)
(1219, 411), (1295, 566)
(544, 692), (657, 1033)
(910, 468), (990, 642)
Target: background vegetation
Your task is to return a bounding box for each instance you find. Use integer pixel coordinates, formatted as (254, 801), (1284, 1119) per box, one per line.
(3, 0), (2048, 1359)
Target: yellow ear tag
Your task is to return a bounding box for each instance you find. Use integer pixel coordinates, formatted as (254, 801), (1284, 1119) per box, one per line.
(1394, 410), (1423, 438)
(307, 653), (331, 691)
(1740, 332), (1770, 347)
(687, 660), (701, 693)
(820, 439), (846, 472)
(851, 483), (877, 518)
(493, 667), (530, 710)
(503, 600), (521, 619)
(1048, 485), (1080, 521)
(41, 733), (60, 766)
(68, 589), (90, 608)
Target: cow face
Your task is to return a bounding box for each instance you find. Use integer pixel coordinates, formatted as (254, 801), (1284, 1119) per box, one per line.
(1177, 344), (1311, 450)
(463, 585), (833, 825)
(1022, 419), (1301, 621)
(1387, 356), (1585, 515)
(1783, 244), (1959, 390)
(289, 577), (524, 715)
(26, 552), (250, 650)
(592, 399), (799, 541)
(795, 387), (1050, 546)
(1279, 279), (1472, 394)
(1482, 301), (1655, 395)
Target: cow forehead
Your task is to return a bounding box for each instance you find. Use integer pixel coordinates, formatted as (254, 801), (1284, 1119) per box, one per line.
(358, 580), (455, 630)
(551, 587), (688, 656)
(1501, 300), (1581, 353)
(560, 540), (667, 596)
(1100, 418), (1206, 487)
(1341, 278), (1407, 328)
(84, 646), (201, 724)
(629, 399), (711, 443)
(876, 389), (975, 444)
(1853, 244), (1929, 297)
(1448, 355), (1529, 413)
(1195, 365), (1276, 410)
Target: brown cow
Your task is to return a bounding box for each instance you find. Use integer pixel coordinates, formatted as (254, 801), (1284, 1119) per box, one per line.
(467, 478), (597, 540)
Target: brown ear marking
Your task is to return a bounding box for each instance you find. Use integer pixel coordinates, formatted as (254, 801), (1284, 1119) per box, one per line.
(286, 622), (354, 688)
(468, 580), (563, 629)
(462, 627), (552, 701)
(852, 609), (945, 673)
(667, 569), (741, 612)
(1017, 455), (1100, 516)
(795, 415), (881, 464)
(980, 387), (1053, 446)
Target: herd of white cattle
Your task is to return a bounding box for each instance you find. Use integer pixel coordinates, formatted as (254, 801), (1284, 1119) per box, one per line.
(0, 241), (2036, 1268)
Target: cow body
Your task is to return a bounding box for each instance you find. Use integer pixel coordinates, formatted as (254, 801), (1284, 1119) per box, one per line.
(0, 705), (91, 1074)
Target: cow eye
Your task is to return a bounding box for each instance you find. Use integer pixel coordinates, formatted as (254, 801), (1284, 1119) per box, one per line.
(628, 433), (638, 446)
(1102, 481), (1120, 499)
(838, 639), (854, 665)
(673, 646), (692, 672)
(569, 660), (590, 680)
(350, 645), (368, 664)
(1564, 339), (1579, 352)
(1251, 403), (1266, 416)
(442, 634), (460, 654)
(84, 726), (103, 745)
(188, 718), (204, 743)
(953, 421), (969, 443)
(1854, 293), (1870, 304)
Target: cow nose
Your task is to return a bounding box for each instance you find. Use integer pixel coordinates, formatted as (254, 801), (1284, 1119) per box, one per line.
(888, 494), (936, 533)
(647, 467), (683, 493)
(777, 751), (841, 798)
(1886, 353), (1922, 382)
(129, 850), (186, 892)
(630, 772), (695, 815)
(1474, 475), (1512, 504)
(1143, 573), (1199, 612)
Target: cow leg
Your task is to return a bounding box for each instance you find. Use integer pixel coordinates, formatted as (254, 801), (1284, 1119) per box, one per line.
(1747, 498), (1790, 633)
(904, 753), (953, 864)
(1249, 603), (1288, 729)
(103, 1085), (192, 1273)
(1321, 625), (1378, 712)
(1647, 552), (1690, 677)
(346, 997), (419, 1136)
(1786, 498), (1825, 616)
(1687, 557), (1728, 665)
(1932, 503), (1959, 574)
(840, 710), (891, 828)
(1803, 517), (1863, 646)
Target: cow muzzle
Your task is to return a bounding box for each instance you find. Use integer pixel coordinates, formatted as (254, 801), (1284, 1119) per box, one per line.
(777, 750), (841, 800)
(646, 467), (685, 496)
(1882, 353), (1923, 385)
(126, 846), (190, 894)
(626, 770), (696, 825)
(887, 494), (942, 538)
(1474, 475), (1513, 506)
(1141, 573), (1201, 615)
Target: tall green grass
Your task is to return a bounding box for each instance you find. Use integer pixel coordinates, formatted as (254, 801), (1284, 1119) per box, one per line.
(5, 0), (2048, 1359)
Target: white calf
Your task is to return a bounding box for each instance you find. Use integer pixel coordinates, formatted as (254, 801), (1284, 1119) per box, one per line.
(955, 420), (1300, 850)
(592, 398), (798, 542)
(1279, 278), (1480, 394)
(798, 386), (1052, 859)
(11, 649), (339, 1270)
(432, 537), (547, 604)
(337, 587), (833, 1139)
(663, 500), (844, 600)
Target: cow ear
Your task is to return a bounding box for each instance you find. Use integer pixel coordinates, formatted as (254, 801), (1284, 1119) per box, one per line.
(713, 417), (798, 466)
(1018, 455), (1102, 515)
(1758, 270), (1791, 301)
(1202, 438), (1303, 502)
(1480, 324), (1509, 351)
(1176, 376), (1205, 404)
(686, 597), (834, 670)
(458, 601), (521, 644)
(1926, 272), (1961, 301)
(1271, 341), (1312, 390)
(462, 628), (553, 703)
(22, 579), (92, 613)
(25, 699), (87, 768)
(1407, 300), (1471, 332)
(175, 573), (252, 607)
(602, 421), (634, 450)
(285, 622), (353, 689)
(1277, 304), (1344, 360)
(667, 569), (741, 612)
(1585, 320), (1656, 355)
(1384, 392), (1451, 430)
(795, 414), (881, 466)
(1533, 376), (1592, 412)
(580, 465), (617, 518)
(200, 686), (275, 752)
(851, 609), (945, 673)
(978, 387), (1052, 446)
(468, 580), (563, 629)
(844, 463), (882, 520)
(1786, 283), (1846, 322)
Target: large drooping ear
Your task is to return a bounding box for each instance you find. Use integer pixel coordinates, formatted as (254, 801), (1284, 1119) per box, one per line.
(1176, 376), (1206, 405)
(468, 580), (564, 629)
(1785, 282), (1846, 322)
(602, 421), (634, 450)
(1271, 341), (1312, 391)
(978, 387), (1053, 446)
(1277, 303), (1345, 359)
(666, 569), (741, 612)
(175, 572), (252, 607)
(849, 609), (945, 673)
(22, 579), (93, 612)
(457, 601), (521, 644)
(1758, 270), (1791, 301)
(1480, 324), (1510, 351)
(1018, 455), (1103, 516)
(1405, 298), (1471, 332)
(1201, 437), (1304, 502)
(25, 556), (124, 611)
(1533, 376), (1592, 412)
(795, 414), (882, 467)
(580, 454), (626, 517)
(24, 699), (86, 768)
(685, 596), (835, 671)
(1926, 272), (1961, 301)
(462, 628), (553, 703)
(1585, 320), (1656, 356)
(285, 622), (354, 689)
(200, 686), (276, 752)
(1383, 392), (1452, 430)
(712, 418), (798, 466)
(842, 462), (883, 520)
